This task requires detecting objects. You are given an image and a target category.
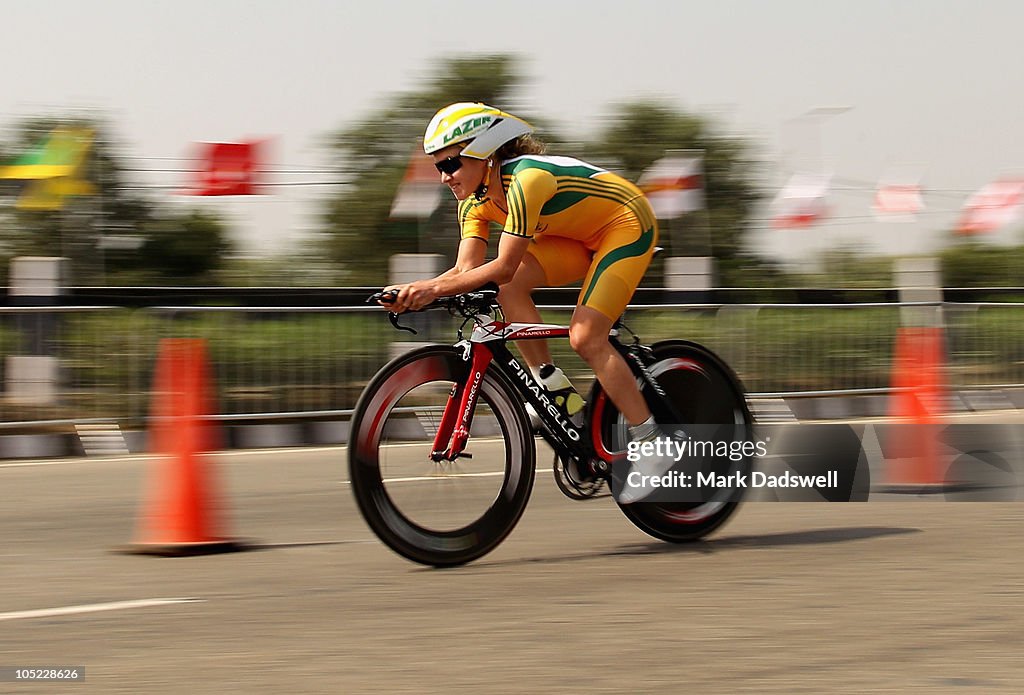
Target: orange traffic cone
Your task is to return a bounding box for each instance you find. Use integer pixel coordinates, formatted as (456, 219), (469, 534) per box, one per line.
(124, 338), (247, 556)
(885, 327), (947, 488)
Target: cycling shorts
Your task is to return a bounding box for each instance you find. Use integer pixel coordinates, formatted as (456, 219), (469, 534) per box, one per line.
(526, 206), (658, 320)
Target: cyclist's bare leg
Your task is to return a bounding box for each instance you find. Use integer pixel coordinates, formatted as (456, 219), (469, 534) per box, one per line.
(498, 253), (551, 369)
(569, 305), (651, 427)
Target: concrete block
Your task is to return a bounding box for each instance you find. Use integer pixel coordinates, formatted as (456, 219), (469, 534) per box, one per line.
(122, 430), (148, 454)
(893, 257), (942, 301)
(389, 253), (443, 286)
(664, 256), (715, 291)
(0, 434), (71, 459)
(309, 420), (350, 445)
(4, 355), (59, 405)
(232, 423), (304, 449)
(8, 257), (67, 297)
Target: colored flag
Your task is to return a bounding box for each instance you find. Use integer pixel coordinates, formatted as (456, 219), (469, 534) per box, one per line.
(873, 182), (925, 222)
(0, 127), (96, 210)
(389, 149), (443, 219)
(13, 176), (96, 211)
(637, 155), (704, 220)
(192, 141), (262, 196)
(957, 178), (1024, 235)
(771, 172), (831, 229)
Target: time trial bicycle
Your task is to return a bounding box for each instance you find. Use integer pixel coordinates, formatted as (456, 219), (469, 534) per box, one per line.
(348, 284), (754, 566)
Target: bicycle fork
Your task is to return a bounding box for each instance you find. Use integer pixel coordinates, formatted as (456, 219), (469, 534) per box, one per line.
(429, 344), (494, 462)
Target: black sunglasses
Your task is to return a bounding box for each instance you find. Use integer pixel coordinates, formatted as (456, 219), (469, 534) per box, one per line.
(434, 155), (464, 175)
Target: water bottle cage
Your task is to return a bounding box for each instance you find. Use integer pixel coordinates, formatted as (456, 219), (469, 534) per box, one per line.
(546, 386), (584, 418)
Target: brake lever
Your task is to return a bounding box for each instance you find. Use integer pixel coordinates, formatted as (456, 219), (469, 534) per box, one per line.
(369, 289), (418, 335)
(389, 312), (418, 335)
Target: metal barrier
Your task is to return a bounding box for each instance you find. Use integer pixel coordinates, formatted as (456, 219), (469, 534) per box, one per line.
(2, 302), (1024, 431)
(0, 306), (160, 428)
(147, 305), (391, 422)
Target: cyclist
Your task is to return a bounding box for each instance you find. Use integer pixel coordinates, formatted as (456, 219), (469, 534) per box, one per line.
(382, 102), (672, 503)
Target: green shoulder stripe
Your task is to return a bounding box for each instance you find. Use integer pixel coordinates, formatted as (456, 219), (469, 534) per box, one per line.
(502, 155), (603, 180)
(505, 177), (531, 237)
(458, 196), (488, 227)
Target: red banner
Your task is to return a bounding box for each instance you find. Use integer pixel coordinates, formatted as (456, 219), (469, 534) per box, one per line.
(194, 141), (261, 196)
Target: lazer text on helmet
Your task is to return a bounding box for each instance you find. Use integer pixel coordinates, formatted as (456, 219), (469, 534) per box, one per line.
(443, 116), (493, 144)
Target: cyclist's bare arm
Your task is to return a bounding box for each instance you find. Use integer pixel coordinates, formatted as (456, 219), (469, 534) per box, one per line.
(384, 234), (530, 312)
(439, 237), (488, 278)
(379, 238), (483, 310)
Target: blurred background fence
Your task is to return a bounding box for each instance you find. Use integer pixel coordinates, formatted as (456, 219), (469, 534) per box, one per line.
(3, 288), (1024, 433)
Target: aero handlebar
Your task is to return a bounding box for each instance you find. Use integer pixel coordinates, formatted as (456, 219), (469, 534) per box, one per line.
(367, 282), (501, 334)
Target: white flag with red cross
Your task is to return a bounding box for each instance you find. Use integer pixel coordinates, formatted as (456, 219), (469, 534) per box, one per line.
(957, 178), (1024, 235)
(638, 155), (704, 220)
(771, 172), (831, 229)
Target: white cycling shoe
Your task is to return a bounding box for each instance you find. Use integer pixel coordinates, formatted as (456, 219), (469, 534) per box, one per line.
(617, 446), (678, 505)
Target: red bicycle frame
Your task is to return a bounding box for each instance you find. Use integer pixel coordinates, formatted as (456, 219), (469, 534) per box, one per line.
(428, 316), (623, 464)
(430, 318), (571, 460)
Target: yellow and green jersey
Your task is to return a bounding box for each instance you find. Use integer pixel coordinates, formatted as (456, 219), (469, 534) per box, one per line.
(457, 155), (656, 246)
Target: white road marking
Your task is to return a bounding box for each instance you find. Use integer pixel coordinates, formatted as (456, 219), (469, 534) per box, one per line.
(0, 597), (203, 622)
(0, 445), (349, 469)
(339, 467), (554, 485)
(0, 459), (104, 469)
(379, 470), (508, 484)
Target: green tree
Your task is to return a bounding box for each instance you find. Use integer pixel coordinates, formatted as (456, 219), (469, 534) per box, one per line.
(941, 239), (1024, 289)
(132, 210), (234, 285)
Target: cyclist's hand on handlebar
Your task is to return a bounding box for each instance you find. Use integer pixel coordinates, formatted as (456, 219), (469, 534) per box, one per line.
(379, 280), (438, 313)
(373, 289), (400, 306)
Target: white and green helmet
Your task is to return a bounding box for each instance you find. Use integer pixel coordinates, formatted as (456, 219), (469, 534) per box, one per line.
(423, 102), (534, 159)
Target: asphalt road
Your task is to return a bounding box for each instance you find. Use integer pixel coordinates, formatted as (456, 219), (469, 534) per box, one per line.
(2, 443), (1023, 694)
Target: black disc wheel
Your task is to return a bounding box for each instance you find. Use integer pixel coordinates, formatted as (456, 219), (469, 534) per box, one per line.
(600, 341), (753, 542)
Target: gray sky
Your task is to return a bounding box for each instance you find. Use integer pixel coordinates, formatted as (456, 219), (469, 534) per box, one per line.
(2, 0), (1022, 263)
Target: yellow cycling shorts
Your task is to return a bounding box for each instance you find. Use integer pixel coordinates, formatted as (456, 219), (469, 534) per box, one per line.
(526, 209), (658, 320)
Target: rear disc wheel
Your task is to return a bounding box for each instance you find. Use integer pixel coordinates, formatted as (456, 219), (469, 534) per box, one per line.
(603, 341), (753, 542)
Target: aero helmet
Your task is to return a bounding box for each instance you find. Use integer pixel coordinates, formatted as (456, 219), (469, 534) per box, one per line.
(423, 103), (533, 159)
